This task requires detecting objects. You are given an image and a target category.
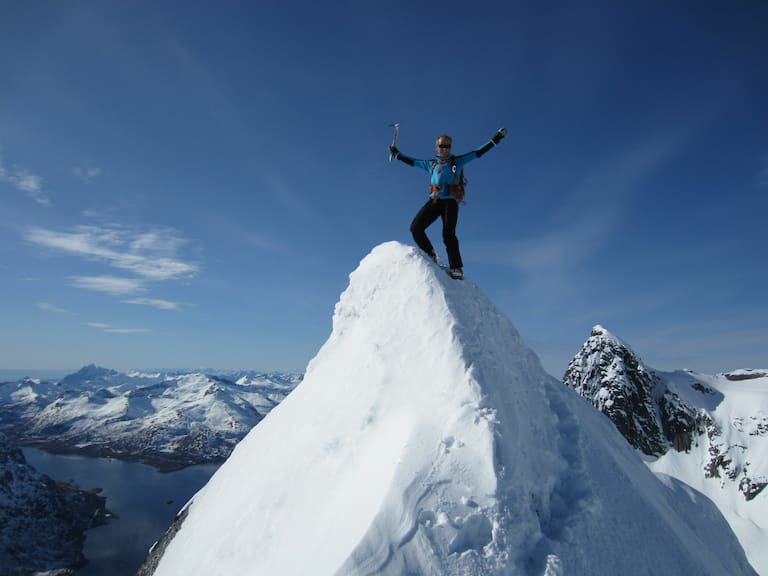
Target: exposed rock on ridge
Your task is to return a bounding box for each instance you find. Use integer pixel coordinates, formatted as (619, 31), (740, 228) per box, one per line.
(564, 325), (700, 454)
(0, 433), (109, 575)
(564, 325), (766, 502)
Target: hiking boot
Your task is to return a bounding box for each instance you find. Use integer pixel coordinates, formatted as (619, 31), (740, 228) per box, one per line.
(428, 251), (437, 263)
(448, 268), (464, 280)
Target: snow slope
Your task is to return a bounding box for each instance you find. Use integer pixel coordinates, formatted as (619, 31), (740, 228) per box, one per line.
(648, 370), (768, 574)
(147, 241), (755, 576)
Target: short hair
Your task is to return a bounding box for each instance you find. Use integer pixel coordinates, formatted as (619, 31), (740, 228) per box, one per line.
(436, 134), (452, 144)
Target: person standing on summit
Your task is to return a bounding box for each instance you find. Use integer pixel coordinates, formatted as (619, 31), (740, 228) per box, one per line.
(390, 128), (506, 279)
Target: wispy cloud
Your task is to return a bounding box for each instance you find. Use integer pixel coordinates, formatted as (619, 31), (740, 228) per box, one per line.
(70, 275), (145, 296)
(86, 322), (150, 334)
(470, 125), (692, 300)
(0, 157), (50, 206)
(25, 225), (198, 282)
(124, 297), (184, 311)
(73, 165), (102, 182)
(37, 302), (76, 316)
(26, 223), (199, 311)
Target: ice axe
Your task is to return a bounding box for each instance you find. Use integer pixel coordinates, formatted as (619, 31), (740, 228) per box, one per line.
(388, 122), (400, 161)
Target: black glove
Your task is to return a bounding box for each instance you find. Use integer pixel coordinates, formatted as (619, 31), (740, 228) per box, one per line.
(389, 145), (400, 158)
(491, 128), (507, 145)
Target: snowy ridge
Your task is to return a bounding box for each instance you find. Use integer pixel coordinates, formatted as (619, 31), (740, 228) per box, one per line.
(0, 367), (301, 470)
(145, 242), (755, 576)
(565, 326), (768, 573)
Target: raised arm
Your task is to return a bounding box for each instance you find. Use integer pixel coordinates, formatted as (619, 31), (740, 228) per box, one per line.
(389, 146), (433, 171)
(389, 145), (414, 166)
(446, 128), (508, 169)
(473, 127), (507, 158)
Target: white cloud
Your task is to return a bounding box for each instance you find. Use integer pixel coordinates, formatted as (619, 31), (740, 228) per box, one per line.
(124, 297), (183, 311)
(0, 158), (50, 206)
(26, 223), (199, 310)
(104, 327), (151, 334)
(86, 322), (150, 334)
(26, 224), (199, 282)
(10, 170), (43, 193)
(129, 231), (185, 253)
(70, 275), (145, 296)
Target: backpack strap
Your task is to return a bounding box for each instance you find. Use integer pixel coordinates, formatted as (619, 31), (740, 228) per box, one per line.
(428, 157), (466, 203)
(448, 156), (466, 203)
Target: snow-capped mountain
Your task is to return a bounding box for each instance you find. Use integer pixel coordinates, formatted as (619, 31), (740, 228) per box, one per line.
(562, 325), (702, 456)
(0, 366), (301, 470)
(139, 242), (755, 576)
(0, 432), (110, 574)
(564, 325), (767, 573)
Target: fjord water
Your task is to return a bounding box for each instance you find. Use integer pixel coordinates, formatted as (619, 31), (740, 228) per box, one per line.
(22, 448), (217, 576)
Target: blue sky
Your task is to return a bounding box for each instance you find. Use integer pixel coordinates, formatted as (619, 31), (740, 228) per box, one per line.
(1, 0), (766, 377)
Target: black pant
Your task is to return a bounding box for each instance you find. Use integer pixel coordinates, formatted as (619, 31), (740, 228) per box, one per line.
(410, 198), (463, 270)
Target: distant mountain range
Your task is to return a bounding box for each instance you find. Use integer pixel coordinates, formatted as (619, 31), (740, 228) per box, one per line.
(564, 325), (767, 573)
(0, 364), (302, 471)
(0, 365), (300, 575)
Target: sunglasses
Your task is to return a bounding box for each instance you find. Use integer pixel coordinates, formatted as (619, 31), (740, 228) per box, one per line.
(437, 143), (452, 149)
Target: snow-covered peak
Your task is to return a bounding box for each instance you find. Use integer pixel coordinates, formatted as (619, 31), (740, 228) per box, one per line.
(590, 323), (611, 338)
(573, 324), (649, 388)
(564, 323), (673, 455)
(145, 242), (755, 576)
(565, 326), (768, 573)
(0, 377), (59, 408)
(587, 323), (638, 358)
(58, 363), (120, 387)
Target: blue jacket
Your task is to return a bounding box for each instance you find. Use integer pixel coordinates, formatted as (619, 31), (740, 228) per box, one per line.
(394, 139), (497, 200)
